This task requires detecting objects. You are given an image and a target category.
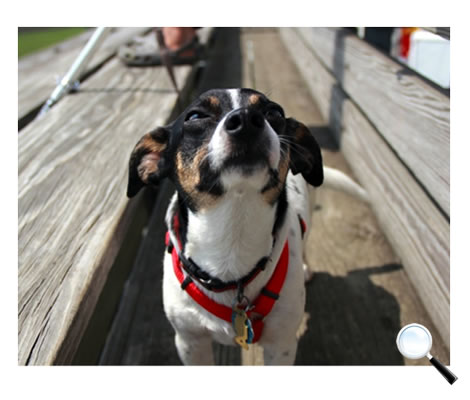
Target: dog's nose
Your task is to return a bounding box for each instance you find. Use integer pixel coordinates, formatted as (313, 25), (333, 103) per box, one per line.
(225, 108), (265, 137)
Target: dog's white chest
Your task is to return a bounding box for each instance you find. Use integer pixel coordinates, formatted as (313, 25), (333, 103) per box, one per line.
(162, 173), (310, 351)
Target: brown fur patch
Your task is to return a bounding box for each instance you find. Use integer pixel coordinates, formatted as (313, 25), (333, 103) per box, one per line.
(208, 95), (220, 108)
(262, 150), (290, 205)
(249, 94), (260, 105)
(138, 153), (159, 183)
(175, 148), (218, 209)
(135, 133), (167, 183)
(136, 133), (167, 153)
(295, 125), (307, 142)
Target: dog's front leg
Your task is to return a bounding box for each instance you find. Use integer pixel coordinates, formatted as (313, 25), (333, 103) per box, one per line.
(174, 330), (215, 365)
(262, 338), (298, 365)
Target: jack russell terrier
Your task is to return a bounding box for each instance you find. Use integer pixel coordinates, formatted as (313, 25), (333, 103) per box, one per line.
(127, 88), (367, 365)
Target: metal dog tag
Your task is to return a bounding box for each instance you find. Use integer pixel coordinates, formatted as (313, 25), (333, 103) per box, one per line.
(232, 306), (253, 350)
(232, 307), (248, 350)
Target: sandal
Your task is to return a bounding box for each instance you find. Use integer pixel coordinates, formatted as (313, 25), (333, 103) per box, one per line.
(119, 35), (203, 67)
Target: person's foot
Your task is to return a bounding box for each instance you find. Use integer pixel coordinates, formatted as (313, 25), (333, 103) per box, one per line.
(119, 27), (201, 66)
(161, 27), (196, 58)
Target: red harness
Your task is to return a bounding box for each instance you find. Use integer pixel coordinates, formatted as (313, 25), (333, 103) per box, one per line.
(165, 214), (306, 343)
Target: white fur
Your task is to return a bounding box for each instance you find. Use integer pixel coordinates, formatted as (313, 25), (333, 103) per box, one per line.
(265, 120), (281, 169)
(207, 113), (230, 170)
(323, 166), (369, 203)
(228, 88), (241, 109)
(185, 182), (276, 284)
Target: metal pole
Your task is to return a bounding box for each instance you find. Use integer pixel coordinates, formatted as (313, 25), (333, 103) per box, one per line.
(37, 27), (112, 118)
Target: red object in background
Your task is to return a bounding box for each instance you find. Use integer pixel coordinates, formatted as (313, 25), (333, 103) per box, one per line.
(400, 27), (418, 59)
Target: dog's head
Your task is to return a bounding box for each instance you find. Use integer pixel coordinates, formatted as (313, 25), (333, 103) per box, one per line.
(127, 88), (323, 211)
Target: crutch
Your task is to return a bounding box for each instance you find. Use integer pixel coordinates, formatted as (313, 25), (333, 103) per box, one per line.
(37, 27), (112, 118)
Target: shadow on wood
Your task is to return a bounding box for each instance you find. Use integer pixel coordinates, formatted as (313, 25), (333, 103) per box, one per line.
(296, 263), (405, 365)
(308, 124), (339, 152)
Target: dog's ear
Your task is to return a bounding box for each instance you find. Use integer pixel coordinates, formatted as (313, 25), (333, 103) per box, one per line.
(286, 118), (324, 187)
(127, 127), (171, 197)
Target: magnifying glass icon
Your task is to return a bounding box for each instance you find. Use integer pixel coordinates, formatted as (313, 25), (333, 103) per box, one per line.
(396, 323), (457, 384)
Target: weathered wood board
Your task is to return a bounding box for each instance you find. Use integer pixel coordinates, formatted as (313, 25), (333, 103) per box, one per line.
(295, 27), (449, 217)
(18, 28), (207, 364)
(18, 27), (150, 122)
(279, 27), (450, 348)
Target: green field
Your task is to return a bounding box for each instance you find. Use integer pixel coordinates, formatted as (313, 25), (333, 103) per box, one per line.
(18, 28), (89, 58)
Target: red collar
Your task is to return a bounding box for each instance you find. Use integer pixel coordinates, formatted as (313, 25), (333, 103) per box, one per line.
(167, 234), (289, 343)
(165, 213), (306, 344)
(165, 212), (294, 344)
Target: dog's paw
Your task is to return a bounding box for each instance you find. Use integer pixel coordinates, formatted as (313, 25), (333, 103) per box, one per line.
(303, 263), (314, 282)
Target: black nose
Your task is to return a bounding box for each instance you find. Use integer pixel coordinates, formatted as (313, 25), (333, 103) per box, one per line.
(225, 108), (265, 137)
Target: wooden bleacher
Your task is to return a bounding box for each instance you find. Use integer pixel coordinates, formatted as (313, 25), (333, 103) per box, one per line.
(18, 27), (450, 366)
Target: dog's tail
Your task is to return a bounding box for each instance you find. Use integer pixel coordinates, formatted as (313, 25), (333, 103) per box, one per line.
(319, 166), (369, 203)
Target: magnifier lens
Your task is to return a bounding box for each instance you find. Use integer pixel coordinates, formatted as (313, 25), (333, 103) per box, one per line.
(396, 323), (457, 384)
(398, 326), (431, 358)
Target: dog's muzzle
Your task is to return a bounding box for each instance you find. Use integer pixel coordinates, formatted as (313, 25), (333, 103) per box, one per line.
(208, 107), (280, 176)
(224, 108), (265, 141)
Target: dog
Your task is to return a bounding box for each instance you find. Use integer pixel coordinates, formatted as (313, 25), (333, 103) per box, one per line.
(126, 88), (367, 365)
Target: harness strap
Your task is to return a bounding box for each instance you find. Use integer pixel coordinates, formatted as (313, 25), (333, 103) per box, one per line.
(169, 236), (289, 343)
(155, 28), (180, 96)
(179, 251), (268, 293)
(165, 212), (306, 343)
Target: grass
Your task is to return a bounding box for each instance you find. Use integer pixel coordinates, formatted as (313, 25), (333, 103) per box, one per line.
(18, 28), (89, 58)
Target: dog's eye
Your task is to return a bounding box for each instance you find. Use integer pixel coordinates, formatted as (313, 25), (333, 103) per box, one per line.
(265, 107), (284, 120)
(185, 111), (207, 121)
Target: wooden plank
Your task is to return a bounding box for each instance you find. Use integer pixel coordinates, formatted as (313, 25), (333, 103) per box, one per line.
(99, 179), (181, 365)
(18, 27), (150, 122)
(294, 27), (449, 217)
(71, 187), (157, 365)
(279, 27), (450, 348)
(18, 37), (198, 364)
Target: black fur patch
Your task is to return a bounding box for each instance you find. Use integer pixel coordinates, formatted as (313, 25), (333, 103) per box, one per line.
(176, 195), (189, 249)
(272, 186), (288, 237)
(195, 159), (225, 196)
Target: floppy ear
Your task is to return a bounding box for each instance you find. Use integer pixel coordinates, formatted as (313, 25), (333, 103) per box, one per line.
(127, 126), (171, 197)
(286, 118), (324, 187)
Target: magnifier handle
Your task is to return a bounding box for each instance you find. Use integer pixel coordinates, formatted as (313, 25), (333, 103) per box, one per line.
(429, 357), (458, 385)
